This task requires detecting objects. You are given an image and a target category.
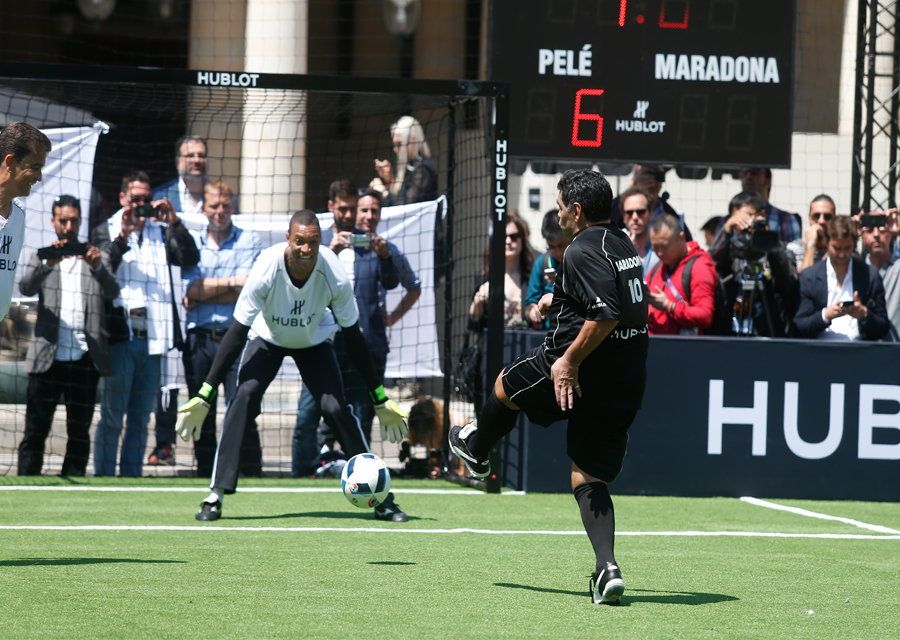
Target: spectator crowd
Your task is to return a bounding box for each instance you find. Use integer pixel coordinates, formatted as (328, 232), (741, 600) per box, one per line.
(472, 164), (898, 345)
(3, 115), (899, 481)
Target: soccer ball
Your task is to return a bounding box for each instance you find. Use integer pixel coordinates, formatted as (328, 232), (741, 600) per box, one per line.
(341, 453), (391, 509)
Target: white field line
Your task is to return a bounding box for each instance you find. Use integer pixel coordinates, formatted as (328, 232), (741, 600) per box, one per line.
(0, 486), (522, 495)
(741, 496), (900, 535)
(0, 524), (897, 539)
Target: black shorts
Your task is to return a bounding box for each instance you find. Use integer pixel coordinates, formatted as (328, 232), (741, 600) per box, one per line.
(500, 345), (637, 483)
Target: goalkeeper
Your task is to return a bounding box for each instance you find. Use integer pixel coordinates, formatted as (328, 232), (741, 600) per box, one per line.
(178, 210), (409, 522)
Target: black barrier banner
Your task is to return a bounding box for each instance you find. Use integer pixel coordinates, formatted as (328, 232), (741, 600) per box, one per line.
(501, 331), (900, 501)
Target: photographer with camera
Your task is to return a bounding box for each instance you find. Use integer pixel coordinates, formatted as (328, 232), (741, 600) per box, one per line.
(93, 170), (199, 477)
(794, 216), (890, 341)
(709, 191), (798, 337)
(17, 195), (120, 476)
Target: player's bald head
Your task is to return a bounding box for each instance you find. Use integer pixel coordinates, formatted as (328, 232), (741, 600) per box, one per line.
(289, 209), (320, 233)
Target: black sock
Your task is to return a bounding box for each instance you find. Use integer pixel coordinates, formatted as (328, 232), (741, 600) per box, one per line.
(573, 481), (616, 574)
(468, 392), (520, 458)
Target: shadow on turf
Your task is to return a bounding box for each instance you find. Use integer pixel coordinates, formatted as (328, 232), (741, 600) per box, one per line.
(225, 511), (435, 522)
(368, 561), (417, 565)
(495, 583), (738, 606)
(0, 558), (186, 567)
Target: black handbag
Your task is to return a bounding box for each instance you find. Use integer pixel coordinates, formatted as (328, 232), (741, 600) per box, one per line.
(451, 337), (482, 404)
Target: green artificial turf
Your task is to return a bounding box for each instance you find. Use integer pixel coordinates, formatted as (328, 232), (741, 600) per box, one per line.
(1, 478), (898, 639)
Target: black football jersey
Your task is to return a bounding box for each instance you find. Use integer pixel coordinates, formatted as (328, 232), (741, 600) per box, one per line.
(543, 223), (649, 407)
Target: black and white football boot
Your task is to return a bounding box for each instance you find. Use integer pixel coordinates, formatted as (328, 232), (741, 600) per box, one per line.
(196, 499), (222, 522)
(374, 493), (409, 522)
(448, 422), (490, 479)
(590, 563), (625, 605)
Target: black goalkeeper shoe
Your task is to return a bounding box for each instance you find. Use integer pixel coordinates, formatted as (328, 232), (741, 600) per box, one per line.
(374, 494), (408, 522)
(196, 500), (222, 522)
(448, 423), (490, 479)
(590, 563), (625, 605)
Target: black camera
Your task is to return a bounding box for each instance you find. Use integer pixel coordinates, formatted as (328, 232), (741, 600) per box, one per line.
(37, 242), (89, 260)
(860, 214), (887, 229)
(133, 203), (159, 218)
(733, 219), (779, 260)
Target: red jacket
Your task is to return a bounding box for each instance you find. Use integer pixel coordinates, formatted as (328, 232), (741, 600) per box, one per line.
(647, 241), (717, 335)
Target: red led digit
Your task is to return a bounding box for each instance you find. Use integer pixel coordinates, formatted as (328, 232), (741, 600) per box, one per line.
(659, 1), (689, 29)
(619, 0), (627, 26)
(571, 89), (604, 148)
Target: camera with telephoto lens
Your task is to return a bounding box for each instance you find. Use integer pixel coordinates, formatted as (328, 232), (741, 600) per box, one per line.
(37, 242), (89, 260)
(732, 218), (780, 261)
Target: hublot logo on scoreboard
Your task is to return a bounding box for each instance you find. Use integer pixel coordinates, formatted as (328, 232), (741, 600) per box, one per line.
(615, 100), (666, 134)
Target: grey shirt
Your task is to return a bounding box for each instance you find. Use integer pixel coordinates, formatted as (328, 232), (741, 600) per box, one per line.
(866, 253), (900, 340)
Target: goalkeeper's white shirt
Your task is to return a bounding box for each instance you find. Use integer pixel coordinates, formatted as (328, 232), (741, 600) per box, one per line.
(233, 243), (359, 349)
(0, 201), (25, 319)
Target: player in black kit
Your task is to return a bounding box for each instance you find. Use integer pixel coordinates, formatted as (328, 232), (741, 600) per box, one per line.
(450, 169), (648, 605)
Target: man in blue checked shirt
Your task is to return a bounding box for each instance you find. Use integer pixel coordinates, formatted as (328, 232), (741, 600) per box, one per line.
(292, 183), (421, 477)
(160, 179), (262, 476)
(738, 167), (801, 243)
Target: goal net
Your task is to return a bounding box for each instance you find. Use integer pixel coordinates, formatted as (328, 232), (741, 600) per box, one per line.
(0, 66), (505, 481)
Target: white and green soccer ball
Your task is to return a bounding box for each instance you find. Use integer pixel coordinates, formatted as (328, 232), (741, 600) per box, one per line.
(341, 453), (391, 509)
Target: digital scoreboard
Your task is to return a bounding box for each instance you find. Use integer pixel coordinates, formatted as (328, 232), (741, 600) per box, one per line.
(491, 0), (795, 167)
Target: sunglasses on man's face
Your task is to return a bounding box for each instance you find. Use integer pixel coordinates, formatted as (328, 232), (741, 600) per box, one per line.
(811, 213), (834, 223)
(130, 195), (152, 204)
(624, 208), (648, 217)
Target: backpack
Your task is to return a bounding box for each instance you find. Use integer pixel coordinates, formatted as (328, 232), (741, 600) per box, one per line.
(649, 254), (732, 336)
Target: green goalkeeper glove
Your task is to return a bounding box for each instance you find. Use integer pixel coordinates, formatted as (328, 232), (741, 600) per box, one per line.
(176, 382), (215, 442)
(370, 385), (408, 443)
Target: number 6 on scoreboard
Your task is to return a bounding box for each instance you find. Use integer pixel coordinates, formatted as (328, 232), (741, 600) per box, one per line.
(571, 88), (604, 148)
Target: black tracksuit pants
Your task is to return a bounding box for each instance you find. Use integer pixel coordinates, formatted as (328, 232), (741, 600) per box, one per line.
(210, 337), (369, 493)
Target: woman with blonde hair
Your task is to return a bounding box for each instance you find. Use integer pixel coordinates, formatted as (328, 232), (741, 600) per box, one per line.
(371, 115), (438, 206)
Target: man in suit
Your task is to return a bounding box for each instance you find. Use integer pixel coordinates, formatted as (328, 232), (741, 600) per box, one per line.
(794, 216), (890, 341)
(152, 134), (209, 216)
(148, 134), (210, 466)
(17, 195), (120, 476)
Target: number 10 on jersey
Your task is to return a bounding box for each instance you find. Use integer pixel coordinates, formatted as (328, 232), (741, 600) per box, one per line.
(627, 277), (644, 303)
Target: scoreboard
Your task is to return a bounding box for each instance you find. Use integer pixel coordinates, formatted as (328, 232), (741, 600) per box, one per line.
(491, 0), (795, 167)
